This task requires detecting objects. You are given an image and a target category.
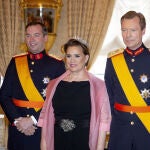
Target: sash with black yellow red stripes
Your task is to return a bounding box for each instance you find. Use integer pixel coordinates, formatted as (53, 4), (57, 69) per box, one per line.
(15, 55), (44, 111)
(112, 53), (150, 132)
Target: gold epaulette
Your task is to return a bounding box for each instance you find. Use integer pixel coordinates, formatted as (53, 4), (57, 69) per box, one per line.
(108, 48), (124, 58)
(13, 52), (28, 58)
(48, 53), (63, 61)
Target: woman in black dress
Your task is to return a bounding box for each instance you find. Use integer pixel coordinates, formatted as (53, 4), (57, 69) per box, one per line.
(38, 38), (111, 150)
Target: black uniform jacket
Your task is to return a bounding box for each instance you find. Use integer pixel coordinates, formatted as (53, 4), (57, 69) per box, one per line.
(0, 50), (65, 124)
(105, 44), (150, 149)
(105, 44), (150, 124)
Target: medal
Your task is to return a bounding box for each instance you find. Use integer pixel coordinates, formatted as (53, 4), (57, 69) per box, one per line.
(140, 74), (148, 83)
(43, 77), (50, 84)
(140, 88), (150, 99)
(41, 88), (46, 97)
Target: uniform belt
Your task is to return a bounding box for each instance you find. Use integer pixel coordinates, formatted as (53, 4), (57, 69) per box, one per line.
(114, 102), (150, 113)
(12, 98), (44, 108)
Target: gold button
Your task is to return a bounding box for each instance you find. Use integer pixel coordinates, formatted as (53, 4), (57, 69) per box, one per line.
(130, 111), (133, 114)
(130, 69), (134, 73)
(27, 114), (30, 117)
(131, 59), (135, 62)
(30, 69), (33, 73)
(130, 121), (134, 125)
(31, 61), (34, 65)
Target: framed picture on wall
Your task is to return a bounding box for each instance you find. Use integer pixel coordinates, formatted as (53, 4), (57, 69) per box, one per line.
(24, 7), (55, 33)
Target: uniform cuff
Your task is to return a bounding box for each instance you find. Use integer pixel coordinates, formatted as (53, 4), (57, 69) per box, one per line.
(30, 115), (37, 125)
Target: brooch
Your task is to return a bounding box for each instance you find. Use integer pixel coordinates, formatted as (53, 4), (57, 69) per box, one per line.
(60, 119), (76, 132)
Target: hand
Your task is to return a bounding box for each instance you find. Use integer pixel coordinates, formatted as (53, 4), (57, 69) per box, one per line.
(15, 117), (36, 135)
(23, 125), (37, 136)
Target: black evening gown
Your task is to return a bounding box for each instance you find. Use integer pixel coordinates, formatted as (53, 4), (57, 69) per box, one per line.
(52, 80), (91, 150)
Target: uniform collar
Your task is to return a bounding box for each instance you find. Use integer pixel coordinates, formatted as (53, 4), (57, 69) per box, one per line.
(125, 45), (144, 56)
(28, 50), (46, 60)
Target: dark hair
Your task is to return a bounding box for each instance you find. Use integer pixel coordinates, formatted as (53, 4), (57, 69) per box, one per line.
(25, 22), (48, 36)
(63, 38), (90, 66)
(121, 11), (146, 30)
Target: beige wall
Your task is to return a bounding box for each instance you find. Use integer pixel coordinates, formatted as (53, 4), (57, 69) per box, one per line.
(48, 0), (68, 59)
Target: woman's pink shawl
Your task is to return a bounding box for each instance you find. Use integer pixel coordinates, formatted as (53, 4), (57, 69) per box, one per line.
(38, 70), (111, 150)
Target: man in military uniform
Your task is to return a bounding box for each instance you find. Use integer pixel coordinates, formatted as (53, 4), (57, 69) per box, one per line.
(105, 11), (150, 150)
(0, 22), (65, 150)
